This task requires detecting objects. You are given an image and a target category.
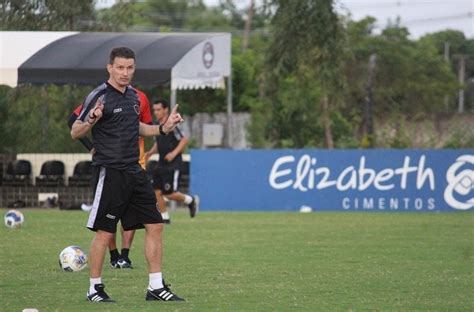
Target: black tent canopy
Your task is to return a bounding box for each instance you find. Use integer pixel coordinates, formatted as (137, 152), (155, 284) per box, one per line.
(12, 31), (233, 145)
(18, 32), (231, 88)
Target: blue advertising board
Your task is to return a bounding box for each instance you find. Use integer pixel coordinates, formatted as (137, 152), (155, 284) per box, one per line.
(190, 149), (473, 212)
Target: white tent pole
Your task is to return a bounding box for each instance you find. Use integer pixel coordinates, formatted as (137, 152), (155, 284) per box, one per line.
(226, 74), (233, 148)
(169, 87), (178, 212)
(170, 88), (177, 108)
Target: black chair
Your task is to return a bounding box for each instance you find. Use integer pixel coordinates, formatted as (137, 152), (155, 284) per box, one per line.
(35, 160), (65, 186)
(68, 161), (93, 187)
(2, 160), (32, 186)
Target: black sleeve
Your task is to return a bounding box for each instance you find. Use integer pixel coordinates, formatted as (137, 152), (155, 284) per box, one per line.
(67, 112), (93, 151)
(77, 100), (94, 122)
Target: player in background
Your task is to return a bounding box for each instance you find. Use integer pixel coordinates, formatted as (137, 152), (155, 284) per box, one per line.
(145, 99), (199, 224)
(68, 87), (153, 269)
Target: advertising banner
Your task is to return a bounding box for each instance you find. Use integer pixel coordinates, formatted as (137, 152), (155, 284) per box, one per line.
(190, 149), (473, 212)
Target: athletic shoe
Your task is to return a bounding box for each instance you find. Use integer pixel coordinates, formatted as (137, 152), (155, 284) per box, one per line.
(145, 281), (185, 302)
(87, 283), (115, 303)
(187, 195), (199, 218)
(110, 259), (118, 268)
(111, 258), (132, 269)
(116, 258), (133, 269)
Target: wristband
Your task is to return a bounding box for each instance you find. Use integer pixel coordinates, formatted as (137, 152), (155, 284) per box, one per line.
(159, 124), (168, 136)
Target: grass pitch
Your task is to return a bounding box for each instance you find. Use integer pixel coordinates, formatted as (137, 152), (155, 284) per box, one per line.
(0, 209), (473, 311)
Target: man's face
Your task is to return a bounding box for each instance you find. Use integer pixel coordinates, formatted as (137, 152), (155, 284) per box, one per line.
(153, 103), (168, 121)
(107, 57), (135, 87)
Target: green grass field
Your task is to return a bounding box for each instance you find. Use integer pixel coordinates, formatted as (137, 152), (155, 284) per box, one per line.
(0, 209), (473, 311)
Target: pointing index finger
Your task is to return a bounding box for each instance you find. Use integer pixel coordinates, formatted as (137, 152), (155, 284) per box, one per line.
(171, 104), (179, 114)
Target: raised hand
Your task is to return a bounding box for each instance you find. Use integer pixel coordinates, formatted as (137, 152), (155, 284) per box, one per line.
(162, 104), (184, 134)
(87, 98), (104, 125)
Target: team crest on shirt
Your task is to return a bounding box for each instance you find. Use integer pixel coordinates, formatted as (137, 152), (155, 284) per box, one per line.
(134, 104), (140, 115)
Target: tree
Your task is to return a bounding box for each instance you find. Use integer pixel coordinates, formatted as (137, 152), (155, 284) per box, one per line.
(370, 26), (458, 115)
(419, 30), (467, 58)
(1, 85), (90, 153)
(146, 0), (188, 30)
(0, 0), (43, 30)
(183, 4), (232, 32)
(95, 1), (148, 31)
(262, 0), (346, 148)
(0, 0), (95, 31)
(420, 30), (473, 112)
(342, 18), (460, 148)
(0, 85), (15, 153)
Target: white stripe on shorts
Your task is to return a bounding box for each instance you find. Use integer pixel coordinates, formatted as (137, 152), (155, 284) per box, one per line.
(173, 170), (179, 192)
(87, 167), (106, 229)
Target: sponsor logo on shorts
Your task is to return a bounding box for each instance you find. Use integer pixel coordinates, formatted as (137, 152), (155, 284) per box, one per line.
(106, 214), (116, 220)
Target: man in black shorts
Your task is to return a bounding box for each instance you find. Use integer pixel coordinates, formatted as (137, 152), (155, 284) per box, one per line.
(145, 99), (199, 224)
(71, 47), (184, 303)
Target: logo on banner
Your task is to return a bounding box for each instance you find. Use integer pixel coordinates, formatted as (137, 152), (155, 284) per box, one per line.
(444, 155), (474, 210)
(202, 42), (214, 69)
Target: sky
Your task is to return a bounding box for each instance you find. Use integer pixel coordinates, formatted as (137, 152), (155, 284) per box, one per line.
(204, 0), (474, 39)
(337, 0), (474, 38)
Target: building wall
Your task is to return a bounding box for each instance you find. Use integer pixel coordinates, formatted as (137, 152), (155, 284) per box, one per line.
(182, 112), (251, 149)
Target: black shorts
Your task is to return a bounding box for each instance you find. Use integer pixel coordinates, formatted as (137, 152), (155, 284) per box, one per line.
(152, 167), (180, 195)
(87, 166), (163, 233)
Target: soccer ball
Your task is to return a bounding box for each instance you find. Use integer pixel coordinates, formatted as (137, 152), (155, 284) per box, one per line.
(59, 246), (88, 272)
(4, 209), (24, 229)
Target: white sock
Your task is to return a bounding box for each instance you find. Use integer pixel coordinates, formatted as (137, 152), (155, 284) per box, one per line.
(161, 211), (170, 220)
(148, 272), (164, 290)
(89, 277), (102, 294)
(184, 195), (193, 205)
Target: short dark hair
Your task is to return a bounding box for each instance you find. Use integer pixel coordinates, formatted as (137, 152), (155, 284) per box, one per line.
(109, 47), (135, 64)
(153, 98), (169, 109)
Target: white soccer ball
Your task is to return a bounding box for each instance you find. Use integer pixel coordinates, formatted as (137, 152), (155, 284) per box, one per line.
(59, 246), (88, 272)
(4, 209), (24, 229)
(299, 205), (313, 213)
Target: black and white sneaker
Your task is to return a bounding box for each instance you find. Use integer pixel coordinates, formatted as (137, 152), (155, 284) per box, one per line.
(110, 259), (119, 268)
(187, 195), (199, 218)
(145, 281), (185, 302)
(117, 258), (133, 269)
(87, 284), (115, 303)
